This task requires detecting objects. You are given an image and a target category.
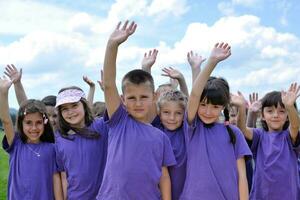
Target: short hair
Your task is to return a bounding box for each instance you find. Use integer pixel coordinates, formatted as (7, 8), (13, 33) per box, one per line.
(157, 90), (187, 111)
(121, 69), (155, 93)
(200, 77), (230, 107)
(42, 95), (56, 107)
(16, 99), (54, 143)
(260, 91), (297, 131)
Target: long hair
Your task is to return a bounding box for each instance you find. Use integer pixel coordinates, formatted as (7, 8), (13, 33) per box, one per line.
(201, 77), (236, 144)
(56, 86), (99, 139)
(16, 99), (54, 143)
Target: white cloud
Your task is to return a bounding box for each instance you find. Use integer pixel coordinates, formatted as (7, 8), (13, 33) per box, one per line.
(148, 0), (189, 17)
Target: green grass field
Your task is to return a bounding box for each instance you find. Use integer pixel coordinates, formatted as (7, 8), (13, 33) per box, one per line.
(0, 132), (8, 199)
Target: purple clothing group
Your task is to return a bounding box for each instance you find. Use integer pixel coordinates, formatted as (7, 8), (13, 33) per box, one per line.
(55, 117), (108, 200)
(250, 128), (300, 200)
(180, 116), (252, 200)
(2, 135), (57, 200)
(96, 105), (176, 200)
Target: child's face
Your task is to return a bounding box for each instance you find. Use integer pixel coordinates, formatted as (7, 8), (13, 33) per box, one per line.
(229, 107), (238, 125)
(22, 112), (44, 143)
(122, 83), (155, 123)
(197, 101), (224, 124)
(45, 106), (58, 130)
(159, 101), (184, 131)
(262, 104), (288, 131)
(60, 101), (85, 128)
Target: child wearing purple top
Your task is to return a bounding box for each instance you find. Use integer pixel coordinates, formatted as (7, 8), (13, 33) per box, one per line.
(97, 20), (176, 200)
(0, 77), (62, 199)
(153, 90), (188, 200)
(180, 43), (252, 200)
(233, 85), (300, 200)
(54, 86), (108, 200)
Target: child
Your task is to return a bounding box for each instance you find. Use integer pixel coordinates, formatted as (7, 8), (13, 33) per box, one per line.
(181, 43), (252, 200)
(233, 84), (300, 200)
(97, 20), (176, 200)
(41, 95), (59, 131)
(0, 77), (62, 199)
(153, 89), (188, 200)
(54, 86), (108, 200)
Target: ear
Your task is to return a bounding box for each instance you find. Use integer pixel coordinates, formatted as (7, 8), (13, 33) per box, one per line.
(120, 94), (126, 105)
(153, 92), (158, 102)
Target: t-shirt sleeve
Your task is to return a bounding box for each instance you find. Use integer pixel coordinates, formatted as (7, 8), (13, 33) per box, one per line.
(251, 128), (262, 158)
(2, 134), (19, 153)
(93, 117), (109, 138)
(162, 134), (177, 167)
(287, 130), (300, 153)
(105, 104), (127, 129)
(54, 143), (65, 172)
(231, 125), (252, 159)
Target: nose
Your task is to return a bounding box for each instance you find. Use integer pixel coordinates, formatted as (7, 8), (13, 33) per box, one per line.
(205, 107), (211, 115)
(136, 99), (142, 106)
(169, 113), (175, 120)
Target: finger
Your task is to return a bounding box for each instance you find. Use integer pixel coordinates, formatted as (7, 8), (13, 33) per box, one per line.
(122, 20), (129, 30)
(116, 21), (121, 30)
(214, 43), (219, 48)
(255, 92), (258, 101)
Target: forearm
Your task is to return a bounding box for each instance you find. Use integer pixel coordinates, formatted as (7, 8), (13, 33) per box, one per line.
(53, 173), (63, 200)
(159, 167), (171, 200)
(0, 90), (14, 145)
(87, 85), (95, 107)
(177, 76), (189, 97)
(191, 67), (200, 84)
(14, 81), (27, 105)
(141, 66), (151, 74)
(237, 158), (249, 200)
(61, 172), (68, 200)
(237, 105), (253, 140)
(286, 105), (300, 143)
(246, 111), (258, 128)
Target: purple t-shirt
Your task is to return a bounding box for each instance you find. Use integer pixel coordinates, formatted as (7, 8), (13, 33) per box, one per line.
(152, 116), (187, 200)
(2, 135), (57, 200)
(55, 117), (108, 200)
(180, 116), (252, 200)
(96, 105), (176, 200)
(250, 128), (300, 200)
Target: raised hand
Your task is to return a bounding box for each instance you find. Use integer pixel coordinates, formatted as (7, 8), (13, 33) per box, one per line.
(4, 64), (22, 83)
(97, 70), (104, 91)
(209, 42), (231, 63)
(109, 20), (137, 45)
(0, 76), (13, 93)
(187, 51), (206, 70)
(248, 92), (261, 113)
(282, 82), (300, 107)
(83, 75), (95, 87)
(161, 67), (183, 80)
(231, 91), (247, 107)
(141, 49), (158, 71)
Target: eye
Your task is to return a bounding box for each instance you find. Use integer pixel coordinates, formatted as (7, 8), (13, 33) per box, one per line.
(162, 110), (170, 114)
(175, 111), (183, 115)
(24, 121), (32, 125)
(36, 120), (43, 125)
(72, 104), (78, 108)
(199, 103), (206, 106)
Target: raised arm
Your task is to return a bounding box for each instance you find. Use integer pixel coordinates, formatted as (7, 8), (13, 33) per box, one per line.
(282, 82), (300, 144)
(103, 20), (137, 117)
(97, 69), (104, 92)
(187, 51), (206, 85)
(246, 92), (261, 128)
(141, 49), (158, 73)
(4, 64), (28, 105)
(0, 76), (14, 145)
(231, 92), (253, 140)
(83, 75), (95, 107)
(187, 43), (231, 124)
(161, 67), (189, 97)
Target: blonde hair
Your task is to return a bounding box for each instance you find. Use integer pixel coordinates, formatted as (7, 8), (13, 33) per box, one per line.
(157, 90), (187, 111)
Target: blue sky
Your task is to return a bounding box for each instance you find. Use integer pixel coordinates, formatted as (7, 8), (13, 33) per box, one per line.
(1, 0), (300, 108)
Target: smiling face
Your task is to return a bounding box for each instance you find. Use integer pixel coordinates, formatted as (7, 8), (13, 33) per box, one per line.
(159, 101), (184, 131)
(262, 104), (288, 132)
(60, 101), (85, 129)
(22, 112), (44, 144)
(122, 83), (155, 123)
(197, 100), (224, 124)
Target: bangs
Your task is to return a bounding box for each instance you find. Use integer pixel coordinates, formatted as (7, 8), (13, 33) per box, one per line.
(201, 88), (228, 106)
(261, 91), (284, 108)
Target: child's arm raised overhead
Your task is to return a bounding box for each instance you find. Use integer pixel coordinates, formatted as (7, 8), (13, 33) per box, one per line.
(246, 92), (261, 128)
(231, 92), (254, 140)
(187, 43), (231, 124)
(97, 69), (104, 92)
(282, 82), (300, 144)
(187, 51), (206, 85)
(0, 76), (14, 145)
(83, 75), (95, 107)
(161, 66), (189, 96)
(103, 20), (137, 118)
(4, 64), (28, 105)
(141, 49), (158, 73)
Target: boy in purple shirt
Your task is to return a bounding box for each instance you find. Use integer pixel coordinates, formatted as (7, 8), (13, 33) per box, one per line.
(96, 20), (176, 200)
